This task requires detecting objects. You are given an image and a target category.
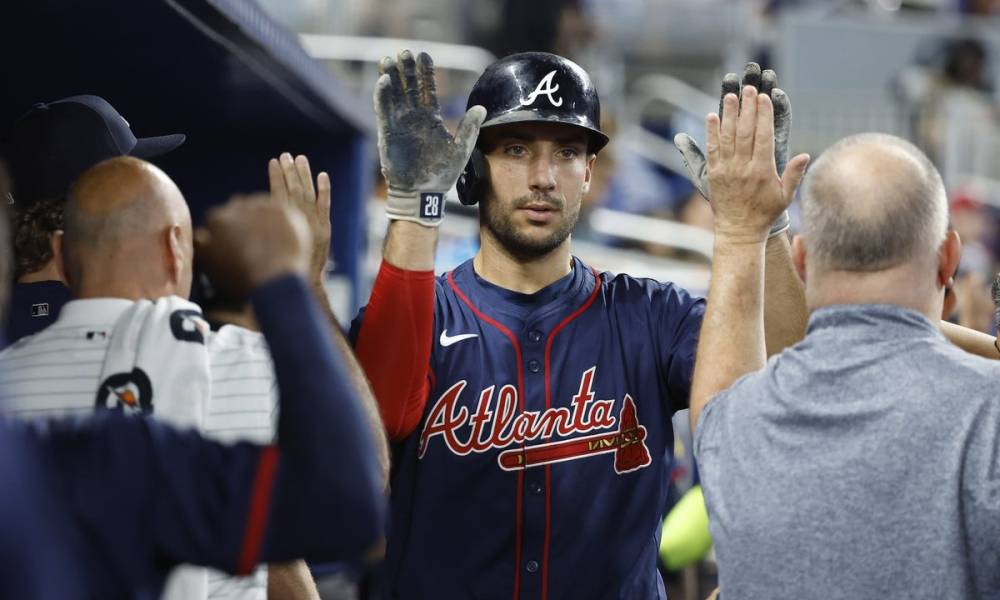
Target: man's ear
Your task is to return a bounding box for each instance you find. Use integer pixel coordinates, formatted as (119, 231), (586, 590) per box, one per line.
(582, 154), (597, 194)
(792, 234), (807, 283)
(938, 230), (962, 289)
(165, 225), (185, 285)
(50, 230), (67, 284)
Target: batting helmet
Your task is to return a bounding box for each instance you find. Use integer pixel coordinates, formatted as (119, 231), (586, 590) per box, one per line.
(456, 52), (609, 205)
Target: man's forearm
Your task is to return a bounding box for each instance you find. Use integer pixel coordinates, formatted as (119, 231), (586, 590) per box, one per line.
(690, 239), (768, 430)
(252, 275), (384, 562)
(267, 561), (320, 600)
(384, 220), (437, 270)
(309, 282), (390, 487)
(763, 233), (807, 356)
(352, 219), (439, 441)
(940, 320), (1000, 359)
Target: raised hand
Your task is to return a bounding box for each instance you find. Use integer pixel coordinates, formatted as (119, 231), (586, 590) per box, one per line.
(674, 63), (794, 237)
(374, 50), (486, 226)
(268, 153), (331, 286)
(705, 86), (809, 244)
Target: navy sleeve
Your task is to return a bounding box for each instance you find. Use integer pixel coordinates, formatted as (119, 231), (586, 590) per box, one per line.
(656, 284), (705, 413)
(0, 427), (86, 600)
(251, 275), (385, 564)
(28, 414), (265, 593)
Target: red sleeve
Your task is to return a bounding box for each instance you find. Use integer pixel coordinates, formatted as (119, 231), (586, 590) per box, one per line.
(355, 260), (436, 440)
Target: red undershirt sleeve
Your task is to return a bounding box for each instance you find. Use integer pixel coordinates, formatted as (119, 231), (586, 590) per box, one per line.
(355, 260), (436, 440)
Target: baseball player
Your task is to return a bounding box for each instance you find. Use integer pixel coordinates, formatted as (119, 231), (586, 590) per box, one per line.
(351, 50), (807, 598)
(0, 195), (386, 599)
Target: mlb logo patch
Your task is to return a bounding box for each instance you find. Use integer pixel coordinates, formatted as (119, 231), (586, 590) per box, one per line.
(31, 303), (49, 317)
(420, 193), (443, 221)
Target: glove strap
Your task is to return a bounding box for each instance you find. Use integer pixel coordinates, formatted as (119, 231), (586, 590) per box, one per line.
(386, 190), (446, 227)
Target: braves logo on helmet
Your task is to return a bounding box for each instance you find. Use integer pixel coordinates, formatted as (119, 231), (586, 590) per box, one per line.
(520, 70), (563, 108)
(419, 367), (652, 474)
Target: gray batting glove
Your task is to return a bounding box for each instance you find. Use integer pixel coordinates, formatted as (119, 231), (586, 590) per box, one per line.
(374, 50), (486, 226)
(674, 63), (793, 237)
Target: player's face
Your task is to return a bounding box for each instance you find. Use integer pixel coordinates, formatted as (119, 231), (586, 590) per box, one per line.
(480, 122), (595, 258)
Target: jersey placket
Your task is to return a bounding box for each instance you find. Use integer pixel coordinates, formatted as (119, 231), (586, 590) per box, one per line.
(518, 322), (547, 600)
(518, 270), (601, 600)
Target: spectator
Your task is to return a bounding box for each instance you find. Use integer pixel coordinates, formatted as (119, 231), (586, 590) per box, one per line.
(691, 127), (1000, 598)
(1, 95), (185, 345)
(914, 38), (1000, 186)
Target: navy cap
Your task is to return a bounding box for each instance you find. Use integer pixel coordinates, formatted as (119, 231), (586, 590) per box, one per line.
(2, 95), (185, 207)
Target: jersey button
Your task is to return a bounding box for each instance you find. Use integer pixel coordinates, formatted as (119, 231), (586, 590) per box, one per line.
(529, 482), (543, 495)
(528, 359), (541, 373)
(526, 560), (539, 573)
(528, 330), (542, 343)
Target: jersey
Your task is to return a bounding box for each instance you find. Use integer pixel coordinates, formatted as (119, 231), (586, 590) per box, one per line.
(357, 256), (704, 600)
(0, 297), (276, 599)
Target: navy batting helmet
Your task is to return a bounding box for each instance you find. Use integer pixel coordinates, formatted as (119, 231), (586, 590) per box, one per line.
(456, 52), (609, 205)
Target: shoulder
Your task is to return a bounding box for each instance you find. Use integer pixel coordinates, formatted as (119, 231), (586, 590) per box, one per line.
(435, 260), (471, 294)
(931, 342), (1000, 400)
(593, 268), (705, 327)
(207, 325), (270, 360)
(596, 268), (702, 304)
(0, 319), (84, 359)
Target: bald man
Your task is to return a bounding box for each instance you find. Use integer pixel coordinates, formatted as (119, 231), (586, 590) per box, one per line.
(59, 156), (194, 301)
(0, 155), (386, 600)
(689, 127), (1000, 598)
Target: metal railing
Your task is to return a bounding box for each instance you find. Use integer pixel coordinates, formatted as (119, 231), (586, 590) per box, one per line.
(299, 34), (495, 75)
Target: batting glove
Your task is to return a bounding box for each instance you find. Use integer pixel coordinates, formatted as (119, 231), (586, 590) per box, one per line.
(374, 50), (486, 227)
(674, 63), (793, 237)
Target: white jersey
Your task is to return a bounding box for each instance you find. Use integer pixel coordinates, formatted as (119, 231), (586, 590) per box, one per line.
(0, 297), (276, 600)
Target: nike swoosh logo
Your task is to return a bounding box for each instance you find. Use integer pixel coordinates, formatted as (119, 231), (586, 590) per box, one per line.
(440, 329), (478, 347)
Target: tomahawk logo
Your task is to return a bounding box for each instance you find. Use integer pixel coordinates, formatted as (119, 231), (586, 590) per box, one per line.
(520, 70), (563, 107)
(418, 367), (651, 474)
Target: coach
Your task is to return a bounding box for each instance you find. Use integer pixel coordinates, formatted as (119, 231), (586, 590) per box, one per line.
(690, 94), (1000, 600)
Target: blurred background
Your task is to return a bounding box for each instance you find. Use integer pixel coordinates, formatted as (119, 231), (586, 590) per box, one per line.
(3, 0), (999, 597)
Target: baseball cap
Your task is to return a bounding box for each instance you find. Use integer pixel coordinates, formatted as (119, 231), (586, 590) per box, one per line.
(2, 95), (186, 207)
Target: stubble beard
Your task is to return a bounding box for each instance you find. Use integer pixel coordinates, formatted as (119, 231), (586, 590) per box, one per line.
(482, 192), (581, 260)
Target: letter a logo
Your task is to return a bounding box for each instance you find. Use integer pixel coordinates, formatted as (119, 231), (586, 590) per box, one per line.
(520, 70), (563, 107)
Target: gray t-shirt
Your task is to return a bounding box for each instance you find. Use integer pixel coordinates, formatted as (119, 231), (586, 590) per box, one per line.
(695, 304), (1000, 599)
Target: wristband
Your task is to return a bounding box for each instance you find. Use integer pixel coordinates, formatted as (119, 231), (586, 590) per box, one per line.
(386, 190), (446, 227)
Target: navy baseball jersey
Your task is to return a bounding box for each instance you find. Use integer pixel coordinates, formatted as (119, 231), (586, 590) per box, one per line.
(356, 257), (704, 599)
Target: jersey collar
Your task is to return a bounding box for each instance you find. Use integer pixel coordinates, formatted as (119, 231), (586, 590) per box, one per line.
(55, 298), (136, 327)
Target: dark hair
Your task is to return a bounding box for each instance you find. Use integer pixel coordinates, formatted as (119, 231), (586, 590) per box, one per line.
(12, 197), (63, 279)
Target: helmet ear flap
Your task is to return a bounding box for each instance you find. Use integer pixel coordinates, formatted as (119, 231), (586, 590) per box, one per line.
(457, 148), (488, 206)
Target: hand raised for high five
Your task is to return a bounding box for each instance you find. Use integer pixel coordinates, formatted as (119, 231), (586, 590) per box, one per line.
(374, 50), (485, 226)
(268, 153), (331, 287)
(674, 63), (797, 237)
(705, 85), (810, 244)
